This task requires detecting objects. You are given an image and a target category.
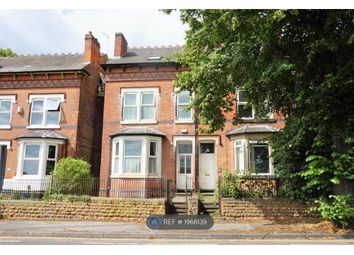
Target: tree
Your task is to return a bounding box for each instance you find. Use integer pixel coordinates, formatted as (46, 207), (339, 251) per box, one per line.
(0, 48), (16, 57)
(167, 10), (354, 200)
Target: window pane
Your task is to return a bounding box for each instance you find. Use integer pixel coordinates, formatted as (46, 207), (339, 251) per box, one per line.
(115, 142), (119, 156)
(114, 158), (119, 174)
(30, 112), (43, 125)
(47, 145), (56, 159)
(23, 159), (39, 175)
(251, 145), (270, 174)
(237, 105), (253, 118)
(235, 147), (244, 173)
(178, 143), (192, 154)
(123, 106), (137, 120)
(149, 158), (157, 174)
(47, 99), (61, 111)
(124, 157), (141, 173)
(46, 160), (55, 175)
(186, 155), (192, 174)
(149, 142), (156, 156)
(179, 156), (185, 174)
(200, 143), (214, 153)
(124, 94), (137, 106)
(177, 91), (190, 104)
(125, 141), (142, 156)
(178, 106), (192, 120)
(32, 100), (44, 111)
(142, 93), (154, 105)
(25, 144), (40, 158)
(0, 100), (11, 111)
(0, 113), (10, 125)
(238, 91), (248, 102)
(47, 111), (60, 125)
(141, 106), (155, 120)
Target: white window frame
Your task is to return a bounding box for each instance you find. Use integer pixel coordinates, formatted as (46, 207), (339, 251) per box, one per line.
(177, 142), (193, 175)
(28, 94), (65, 129)
(0, 95), (16, 129)
(175, 90), (193, 123)
(236, 90), (273, 120)
(111, 135), (162, 178)
(121, 88), (158, 124)
(123, 139), (143, 174)
(237, 90), (255, 120)
(15, 139), (64, 180)
(248, 140), (272, 176)
(148, 140), (158, 175)
(234, 140), (246, 175)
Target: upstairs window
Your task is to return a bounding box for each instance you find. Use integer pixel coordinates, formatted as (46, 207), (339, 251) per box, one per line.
(29, 94), (64, 127)
(176, 91), (192, 121)
(0, 95), (15, 128)
(122, 88), (158, 122)
(237, 90), (254, 119)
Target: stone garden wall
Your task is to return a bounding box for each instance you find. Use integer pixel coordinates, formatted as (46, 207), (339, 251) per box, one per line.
(0, 197), (166, 222)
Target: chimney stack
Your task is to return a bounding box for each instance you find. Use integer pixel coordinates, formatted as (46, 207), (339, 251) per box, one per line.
(84, 31), (101, 62)
(114, 32), (127, 57)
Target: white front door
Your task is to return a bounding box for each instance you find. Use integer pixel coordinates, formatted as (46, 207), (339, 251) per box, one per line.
(199, 142), (216, 190)
(176, 142), (193, 190)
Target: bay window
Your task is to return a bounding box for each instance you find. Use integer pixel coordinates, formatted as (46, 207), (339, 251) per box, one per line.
(17, 140), (62, 179)
(111, 136), (162, 177)
(234, 139), (272, 175)
(249, 142), (270, 175)
(122, 88), (158, 122)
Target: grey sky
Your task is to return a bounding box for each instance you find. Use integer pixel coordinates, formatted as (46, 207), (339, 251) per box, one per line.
(0, 10), (186, 57)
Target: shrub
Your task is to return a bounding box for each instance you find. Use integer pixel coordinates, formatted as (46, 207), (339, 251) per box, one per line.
(48, 157), (93, 195)
(314, 195), (354, 228)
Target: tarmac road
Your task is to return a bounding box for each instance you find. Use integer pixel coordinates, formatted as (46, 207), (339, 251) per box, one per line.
(0, 236), (354, 245)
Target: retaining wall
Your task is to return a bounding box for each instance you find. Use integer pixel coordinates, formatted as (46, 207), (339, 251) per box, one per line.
(0, 197), (166, 222)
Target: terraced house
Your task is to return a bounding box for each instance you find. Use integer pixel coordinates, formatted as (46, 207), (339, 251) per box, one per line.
(0, 32), (105, 192)
(99, 33), (285, 198)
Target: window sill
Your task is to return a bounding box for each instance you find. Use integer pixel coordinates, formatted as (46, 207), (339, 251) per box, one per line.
(174, 120), (194, 124)
(27, 125), (61, 129)
(120, 121), (157, 125)
(0, 125), (11, 129)
(13, 175), (51, 180)
(238, 118), (276, 123)
(110, 175), (162, 179)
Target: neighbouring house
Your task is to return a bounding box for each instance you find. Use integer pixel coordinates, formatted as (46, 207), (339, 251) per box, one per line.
(99, 33), (285, 198)
(0, 32), (105, 192)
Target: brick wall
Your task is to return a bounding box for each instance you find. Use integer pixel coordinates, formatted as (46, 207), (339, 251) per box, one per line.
(0, 83), (81, 179)
(0, 197), (165, 222)
(221, 198), (319, 222)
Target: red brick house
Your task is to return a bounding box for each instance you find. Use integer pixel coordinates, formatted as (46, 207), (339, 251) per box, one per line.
(0, 32), (105, 192)
(99, 33), (285, 198)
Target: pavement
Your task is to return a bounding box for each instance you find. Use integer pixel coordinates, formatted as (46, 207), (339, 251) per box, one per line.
(0, 220), (353, 240)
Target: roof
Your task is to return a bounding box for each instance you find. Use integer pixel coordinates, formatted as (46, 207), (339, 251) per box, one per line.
(0, 53), (89, 74)
(15, 130), (68, 140)
(226, 125), (279, 136)
(110, 127), (166, 137)
(107, 46), (182, 65)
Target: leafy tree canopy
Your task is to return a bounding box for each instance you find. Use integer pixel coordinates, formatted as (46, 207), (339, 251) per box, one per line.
(0, 48), (16, 57)
(167, 10), (354, 199)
